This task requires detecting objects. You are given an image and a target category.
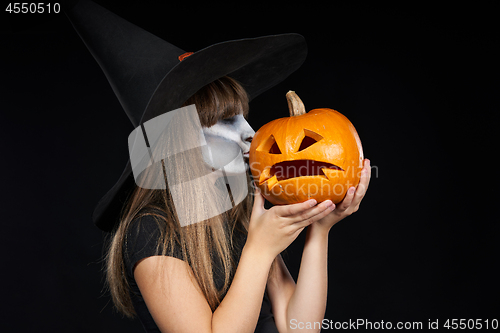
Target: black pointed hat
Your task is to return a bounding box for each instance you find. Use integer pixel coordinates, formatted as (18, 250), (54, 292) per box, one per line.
(65, 0), (307, 232)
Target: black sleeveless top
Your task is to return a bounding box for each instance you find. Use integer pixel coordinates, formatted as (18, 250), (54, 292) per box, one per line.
(123, 214), (278, 333)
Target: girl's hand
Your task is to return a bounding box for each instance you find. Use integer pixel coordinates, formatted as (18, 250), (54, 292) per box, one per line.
(245, 187), (335, 261)
(312, 158), (371, 233)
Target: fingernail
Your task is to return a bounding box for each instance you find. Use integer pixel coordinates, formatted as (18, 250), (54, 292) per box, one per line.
(348, 187), (355, 195)
(307, 199), (317, 207)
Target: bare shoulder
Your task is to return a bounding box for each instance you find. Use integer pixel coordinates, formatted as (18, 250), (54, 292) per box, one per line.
(134, 256), (213, 333)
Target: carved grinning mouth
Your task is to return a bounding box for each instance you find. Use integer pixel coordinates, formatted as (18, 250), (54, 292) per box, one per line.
(259, 159), (344, 184)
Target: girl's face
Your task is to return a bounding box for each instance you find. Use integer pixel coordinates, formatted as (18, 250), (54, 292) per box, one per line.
(202, 114), (255, 174)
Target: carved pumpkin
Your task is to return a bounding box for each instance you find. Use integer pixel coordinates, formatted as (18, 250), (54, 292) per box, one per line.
(249, 91), (364, 205)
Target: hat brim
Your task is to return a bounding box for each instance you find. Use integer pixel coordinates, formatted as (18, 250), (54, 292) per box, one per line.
(93, 34), (307, 232)
(143, 33), (307, 123)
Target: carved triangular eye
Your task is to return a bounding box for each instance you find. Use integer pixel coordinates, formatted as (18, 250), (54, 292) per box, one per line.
(269, 141), (282, 154)
(256, 134), (282, 154)
(297, 129), (323, 152)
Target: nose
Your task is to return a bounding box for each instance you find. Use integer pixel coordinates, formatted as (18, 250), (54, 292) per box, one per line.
(240, 118), (255, 151)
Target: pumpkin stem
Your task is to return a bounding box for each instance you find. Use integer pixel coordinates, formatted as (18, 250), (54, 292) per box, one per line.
(286, 91), (306, 116)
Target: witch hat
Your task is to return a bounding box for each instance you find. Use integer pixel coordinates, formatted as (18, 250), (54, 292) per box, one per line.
(65, 0), (307, 232)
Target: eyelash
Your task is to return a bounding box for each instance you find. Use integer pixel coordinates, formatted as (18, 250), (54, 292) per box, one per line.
(221, 116), (236, 124)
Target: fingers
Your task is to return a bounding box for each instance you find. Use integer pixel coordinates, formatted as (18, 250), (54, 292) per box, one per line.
(251, 186), (265, 216)
(293, 200), (335, 228)
(357, 159), (371, 193)
(353, 159), (371, 204)
(276, 199), (335, 227)
(337, 159), (371, 212)
(337, 186), (356, 212)
(275, 198), (317, 217)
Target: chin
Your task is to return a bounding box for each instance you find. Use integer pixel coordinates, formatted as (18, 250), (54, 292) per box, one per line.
(218, 153), (248, 175)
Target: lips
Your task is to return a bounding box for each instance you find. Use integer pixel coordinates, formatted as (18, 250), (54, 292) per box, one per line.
(258, 159), (343, 184)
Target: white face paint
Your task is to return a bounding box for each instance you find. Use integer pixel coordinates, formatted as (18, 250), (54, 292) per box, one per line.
(201, 114), (255, 175)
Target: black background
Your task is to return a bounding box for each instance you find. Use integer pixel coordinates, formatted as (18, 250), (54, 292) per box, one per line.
(2, 1), (499, 332)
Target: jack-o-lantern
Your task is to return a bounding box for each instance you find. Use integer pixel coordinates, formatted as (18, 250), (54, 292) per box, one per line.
(249, 91), (364, 205)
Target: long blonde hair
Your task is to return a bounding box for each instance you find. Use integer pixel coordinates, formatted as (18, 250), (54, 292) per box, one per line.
(105, 76), (266, 318)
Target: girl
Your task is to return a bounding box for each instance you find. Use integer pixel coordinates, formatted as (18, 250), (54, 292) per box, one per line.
(104, 76), (371, 332)
(64, 2), (370, 331)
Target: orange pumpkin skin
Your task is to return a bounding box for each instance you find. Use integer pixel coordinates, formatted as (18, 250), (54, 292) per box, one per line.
(249, 94), (363, 205)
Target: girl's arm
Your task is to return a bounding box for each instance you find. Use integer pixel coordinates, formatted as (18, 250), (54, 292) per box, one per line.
(134, 189), (334, 333)
(268, 159), (371, 333)
(134, 244), (274, 333)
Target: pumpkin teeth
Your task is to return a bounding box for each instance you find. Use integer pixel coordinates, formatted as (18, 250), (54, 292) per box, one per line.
(258, 167), (272, 185)
(322, 167), (344, 181)
(265, 175), (278, 190)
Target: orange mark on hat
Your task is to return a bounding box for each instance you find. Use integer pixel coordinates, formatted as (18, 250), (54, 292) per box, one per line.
(178, 52), (194, 62)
